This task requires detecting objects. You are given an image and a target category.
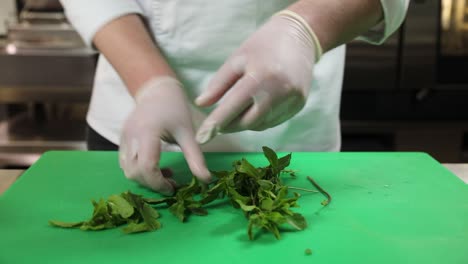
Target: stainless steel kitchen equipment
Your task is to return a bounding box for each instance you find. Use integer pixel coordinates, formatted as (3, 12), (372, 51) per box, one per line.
(0, 0), (97, 168)
(401, 0), (468, 92)
(342, 0), (468, 162)
(0, 0), (17, 36)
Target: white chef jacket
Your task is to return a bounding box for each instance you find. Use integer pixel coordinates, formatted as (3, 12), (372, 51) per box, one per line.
(60, 0), (409, 152)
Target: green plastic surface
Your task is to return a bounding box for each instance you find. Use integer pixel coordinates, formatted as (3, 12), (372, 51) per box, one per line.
(1, 151), (468, 264)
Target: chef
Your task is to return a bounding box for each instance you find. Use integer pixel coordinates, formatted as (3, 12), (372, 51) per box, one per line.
(59, 0), (409, 195)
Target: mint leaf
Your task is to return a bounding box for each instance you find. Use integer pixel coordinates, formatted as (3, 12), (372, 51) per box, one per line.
(169, 202), (186, 222)
(122, 222), (154, 234)
(277, 153), (291, 171)
(236, 158), (260, 178)
(262, 146), (279, 169)
(49, 220), (83, 228)
(260, 198), (274, 211)
(108, 194), (134, 219)
(286, 213), (307, 230)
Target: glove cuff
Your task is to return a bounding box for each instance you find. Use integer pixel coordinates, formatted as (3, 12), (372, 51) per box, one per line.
(274, 9), (323, 62)
(134, 76), (183, 104)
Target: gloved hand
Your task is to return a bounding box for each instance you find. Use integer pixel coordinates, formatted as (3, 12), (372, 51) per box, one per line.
(119, 77), (211, 195)
(195, 10), (322, 144)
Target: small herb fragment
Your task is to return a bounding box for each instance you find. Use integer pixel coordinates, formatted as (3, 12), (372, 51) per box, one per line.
(305, 248), (313, 255)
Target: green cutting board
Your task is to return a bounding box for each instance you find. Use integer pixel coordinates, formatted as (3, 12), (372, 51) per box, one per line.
(1, 151), (468, 264)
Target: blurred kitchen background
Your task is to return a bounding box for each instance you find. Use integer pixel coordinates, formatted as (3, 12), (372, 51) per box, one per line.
(0, 0), (467, 169)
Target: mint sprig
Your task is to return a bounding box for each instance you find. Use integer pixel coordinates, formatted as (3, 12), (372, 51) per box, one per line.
(49, 146), (331, 240)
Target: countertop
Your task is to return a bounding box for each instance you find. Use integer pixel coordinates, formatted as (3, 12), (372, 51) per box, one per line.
(0, 170), (24, 194)
(442, 163), (468, 184)
(1, 164), (468, 195)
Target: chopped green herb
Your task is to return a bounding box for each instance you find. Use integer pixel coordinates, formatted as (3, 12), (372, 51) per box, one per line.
(49, 146), (332, 241)
(49, 191), (161, 234)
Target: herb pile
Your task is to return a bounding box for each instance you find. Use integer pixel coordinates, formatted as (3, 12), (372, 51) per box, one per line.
(49, 192), (161, 234)
(50, 146), (331, 239)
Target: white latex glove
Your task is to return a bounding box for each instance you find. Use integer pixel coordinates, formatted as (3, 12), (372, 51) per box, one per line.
(195, 10), (322, 144)
(119, 77), (211, 195)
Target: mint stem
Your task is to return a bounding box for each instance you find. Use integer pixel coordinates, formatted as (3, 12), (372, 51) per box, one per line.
(288, 186), (319, 193)
(307, 176), (332, 206)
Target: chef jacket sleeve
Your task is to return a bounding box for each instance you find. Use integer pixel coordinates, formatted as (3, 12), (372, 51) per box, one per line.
(356, 0), (410, 44)
(59, 0), (144, 46)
